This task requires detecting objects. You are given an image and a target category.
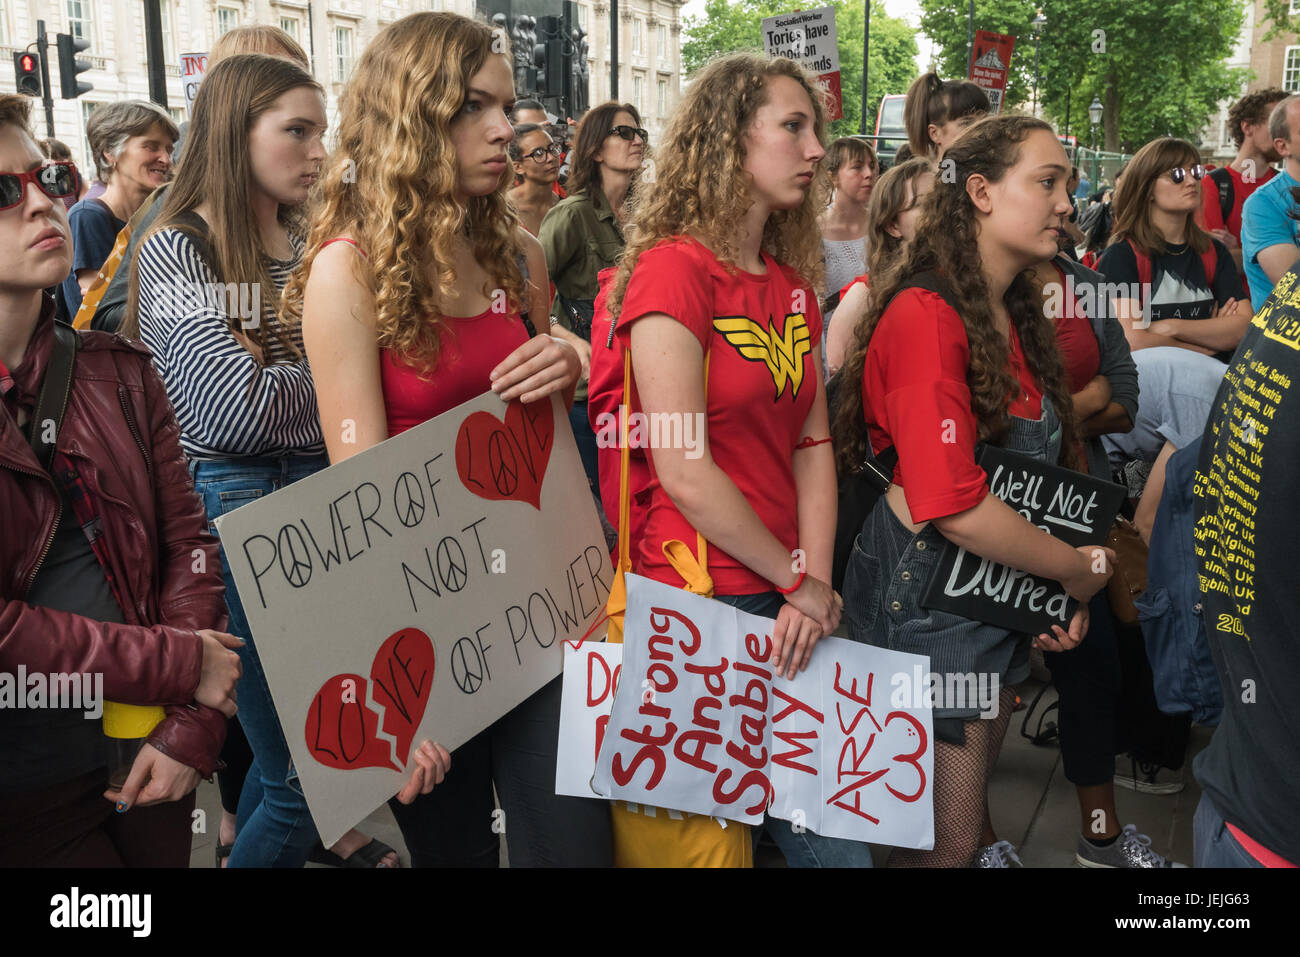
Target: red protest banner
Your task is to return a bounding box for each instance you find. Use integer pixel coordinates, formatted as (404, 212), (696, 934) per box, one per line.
(968, 30), (1016, 114)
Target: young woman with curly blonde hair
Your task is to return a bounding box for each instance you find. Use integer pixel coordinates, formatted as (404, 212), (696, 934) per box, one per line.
(288, 11), (606, 867)
(593, 52), (867, 867)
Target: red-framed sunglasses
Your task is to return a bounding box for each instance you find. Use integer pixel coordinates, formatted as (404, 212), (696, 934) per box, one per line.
(0, 161), (77, 211)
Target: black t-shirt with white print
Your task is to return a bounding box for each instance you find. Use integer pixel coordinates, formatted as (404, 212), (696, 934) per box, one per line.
(1096, 237), (1245, 362)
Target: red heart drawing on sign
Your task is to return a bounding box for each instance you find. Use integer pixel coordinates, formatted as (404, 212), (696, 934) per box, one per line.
(454, 398), (554, 510)
(305, 627), (436, 772)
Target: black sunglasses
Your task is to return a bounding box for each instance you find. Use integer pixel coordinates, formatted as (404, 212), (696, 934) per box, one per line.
(0, 161), (77, 210)
(608, 125), (649, 144)
(523, 144), (563, 162)
(1168, 165), (1206, 184)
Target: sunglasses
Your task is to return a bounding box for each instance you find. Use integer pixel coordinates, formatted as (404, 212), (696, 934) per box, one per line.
(608, 125), (649, 144)
(1168, 165), (1206, 184)
(522, 144), (563, 163)
(0, 161), (77, 210)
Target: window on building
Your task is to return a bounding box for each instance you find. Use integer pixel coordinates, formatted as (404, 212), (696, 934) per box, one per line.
(334, 25), (354, 83)
(217, 6), (239, 36)
(577, 4), (587, 31)
(0, 1), (10, 47)
(657, 78), (667, 116)
(280, 16), (299, 42)
(633, 74), (643, 113)
(633, 18), (643, 55)
(66, 0), (92, 42)
(657, 22), (667, 63)
(1286, 47), (1300, 92)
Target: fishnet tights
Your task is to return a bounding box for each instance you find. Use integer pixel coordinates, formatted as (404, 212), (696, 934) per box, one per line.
(887, 686), (1018, 868)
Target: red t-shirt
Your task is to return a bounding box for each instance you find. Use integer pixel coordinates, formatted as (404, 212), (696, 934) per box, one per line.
(863, 288), (1042, 523)
(1201, 164), (1276, 240)
(615, 237), (823, 595)
(382, 308), (530, 437)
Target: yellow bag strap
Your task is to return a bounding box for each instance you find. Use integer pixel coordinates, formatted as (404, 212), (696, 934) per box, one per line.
(72, 223), (131, 330)
(605, 350), (634, 645)
(605, 346), (713, 646)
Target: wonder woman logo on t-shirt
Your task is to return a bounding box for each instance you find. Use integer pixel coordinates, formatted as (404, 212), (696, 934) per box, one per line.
(713, 313), (812, 400)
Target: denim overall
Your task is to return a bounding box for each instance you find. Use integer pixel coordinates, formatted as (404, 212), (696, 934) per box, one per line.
(842, 396), (1063, 740)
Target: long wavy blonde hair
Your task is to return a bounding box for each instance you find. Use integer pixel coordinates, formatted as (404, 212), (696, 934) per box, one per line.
(606, 53), (827, 321)
(281, 12), (525, 373)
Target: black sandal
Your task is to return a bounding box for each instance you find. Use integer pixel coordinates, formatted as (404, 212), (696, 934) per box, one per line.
(307, 837), (401, 868)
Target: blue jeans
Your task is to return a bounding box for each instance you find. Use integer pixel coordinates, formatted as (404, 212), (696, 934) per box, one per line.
(191, 453), (330, 868)
(1193, 794), (1264, 868)
(714, 591), (874, 868)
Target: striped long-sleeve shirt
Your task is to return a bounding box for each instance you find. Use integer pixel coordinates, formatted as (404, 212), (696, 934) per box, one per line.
(135, 226), (325, 459)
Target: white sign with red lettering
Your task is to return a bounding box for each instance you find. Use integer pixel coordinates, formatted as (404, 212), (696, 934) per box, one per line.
(180, 52), (208, 116)
(570, 575), (934, 849)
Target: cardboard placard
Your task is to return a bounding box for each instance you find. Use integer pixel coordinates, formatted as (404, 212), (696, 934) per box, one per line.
(179, 52), (208, 117)
(214, 392), (611, 847)
(922, 445), (1126, 634)
(761, 7), (842, 121)
(565, 575), (934, 849)
(968, 30), (1016, 114)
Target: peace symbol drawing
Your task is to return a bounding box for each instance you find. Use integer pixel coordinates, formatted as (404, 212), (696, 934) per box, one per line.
(454, 398), (555, 510)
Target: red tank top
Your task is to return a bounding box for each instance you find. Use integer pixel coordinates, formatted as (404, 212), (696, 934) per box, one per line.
(319, 238), (532, 437)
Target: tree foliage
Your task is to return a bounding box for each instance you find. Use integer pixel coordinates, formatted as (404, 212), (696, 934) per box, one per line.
(917, 0), (1249, 153)
(681, 0), (918, 138)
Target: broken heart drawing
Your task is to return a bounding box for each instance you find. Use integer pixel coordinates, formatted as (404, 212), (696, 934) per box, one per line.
(305, 627), (436, 772)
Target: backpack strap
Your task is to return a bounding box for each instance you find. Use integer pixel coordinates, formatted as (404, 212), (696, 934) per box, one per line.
(1126, 238), (1153, 292)
(1208, 166), (1234, 225)
(1200, 244), (1219, 292)
(28, 320), (79, 471)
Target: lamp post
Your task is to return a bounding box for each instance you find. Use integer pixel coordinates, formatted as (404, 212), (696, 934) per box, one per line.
(1089, 95), (1103, 186)
(1032, 9), (1046, 118)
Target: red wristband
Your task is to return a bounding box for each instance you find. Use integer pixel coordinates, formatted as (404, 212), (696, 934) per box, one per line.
(776, 570), (806, 595)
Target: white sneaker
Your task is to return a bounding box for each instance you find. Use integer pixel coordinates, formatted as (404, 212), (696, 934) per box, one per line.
(1114, 754), (1185, 795)
(972, 840), (1023, 867)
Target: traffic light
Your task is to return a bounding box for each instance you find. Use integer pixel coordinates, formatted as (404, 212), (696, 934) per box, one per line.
(12, 51), (41, 97)
(56, 32), (92, 99)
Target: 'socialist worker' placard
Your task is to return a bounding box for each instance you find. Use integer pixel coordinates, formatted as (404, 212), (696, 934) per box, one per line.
(214, 392), (611, 847)
(761, 7), (842, 121)
(922, 446), (1125, 635)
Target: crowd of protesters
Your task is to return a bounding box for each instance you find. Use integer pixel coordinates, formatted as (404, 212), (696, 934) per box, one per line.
(0, 12), (1293, 870)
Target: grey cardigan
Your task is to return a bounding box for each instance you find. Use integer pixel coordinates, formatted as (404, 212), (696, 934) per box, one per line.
(1053, 253), (1139, 479)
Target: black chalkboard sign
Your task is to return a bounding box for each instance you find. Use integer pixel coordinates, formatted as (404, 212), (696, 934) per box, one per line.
(921, 446), (1126, 634)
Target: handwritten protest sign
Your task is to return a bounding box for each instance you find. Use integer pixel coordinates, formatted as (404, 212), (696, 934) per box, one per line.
(214, 392), (611, 846)
(556, 641), (621, 798)
(568, 575), (934, 849)
(762, 7), (842, 121)
(967, 30), (1015, 114)
(922, 446), (1125, 634)
(180, 52), (208, 116)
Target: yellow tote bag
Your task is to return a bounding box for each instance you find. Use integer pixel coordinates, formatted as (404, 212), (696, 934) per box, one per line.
(603, 349), (752, 867)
